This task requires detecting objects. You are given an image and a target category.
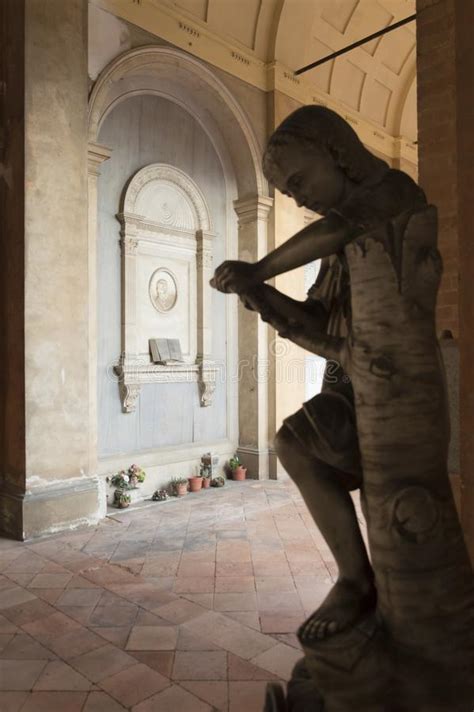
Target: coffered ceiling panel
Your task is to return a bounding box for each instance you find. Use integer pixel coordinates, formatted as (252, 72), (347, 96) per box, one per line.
(321, 0), (359, 33)
(161, 0), (417, 141)
(207, 0), (262, 49)
(274, 0), (417, 140)
(331, 59), (367, 111)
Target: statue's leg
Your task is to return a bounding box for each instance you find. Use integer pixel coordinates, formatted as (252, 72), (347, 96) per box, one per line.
(274, 424), (376, 639)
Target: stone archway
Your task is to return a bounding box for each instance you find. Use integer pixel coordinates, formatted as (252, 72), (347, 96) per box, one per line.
(88, 45), (273, 480)
(88, 45), (268, 197)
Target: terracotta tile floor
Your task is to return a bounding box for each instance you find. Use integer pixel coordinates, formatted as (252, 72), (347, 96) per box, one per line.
(0, 480), (363, 711)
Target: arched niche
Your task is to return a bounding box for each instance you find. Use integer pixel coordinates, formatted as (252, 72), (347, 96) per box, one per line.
(88, 45), (272, 478)
(115, 163), (217, 413)
(88, 45), (268, 198)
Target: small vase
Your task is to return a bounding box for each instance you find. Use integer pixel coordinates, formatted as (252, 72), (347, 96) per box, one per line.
(130, 474), (139, 488)
(232, 466), (247, 481)
(202, 477), (211, 489)
(176, 483), (188, 496)
(188, 476), (203, 492)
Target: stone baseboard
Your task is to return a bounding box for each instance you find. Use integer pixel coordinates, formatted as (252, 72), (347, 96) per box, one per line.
(236, 446), (279, 480)
(0, 478), (105, 540)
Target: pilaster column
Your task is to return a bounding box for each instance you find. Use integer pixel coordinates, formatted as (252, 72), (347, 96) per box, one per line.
(234, 195), (273, 478)
(88, 143), (112, 467)
(271, 191), (308, 477)
(196, 229), (217, 406)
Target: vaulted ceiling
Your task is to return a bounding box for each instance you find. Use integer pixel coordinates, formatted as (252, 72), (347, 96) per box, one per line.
(165, 0), (417, 141)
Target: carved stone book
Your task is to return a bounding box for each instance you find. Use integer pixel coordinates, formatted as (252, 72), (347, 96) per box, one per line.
(149, 338), (183, 364)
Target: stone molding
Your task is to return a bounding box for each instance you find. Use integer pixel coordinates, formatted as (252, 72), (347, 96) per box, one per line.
(87, 141), (112, 175)
(97, 437), (236, 475)
(233, 195), (274, 224)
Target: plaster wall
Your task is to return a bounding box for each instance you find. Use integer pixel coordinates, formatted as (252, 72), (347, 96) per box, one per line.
(97, 95), (229, 458)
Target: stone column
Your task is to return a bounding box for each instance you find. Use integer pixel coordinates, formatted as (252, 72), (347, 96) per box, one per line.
(417, 0), (459, 338)
(0, 0), (103, 538)
(417, 0), (474, 561)
(88, 143), (112, 471)
(264, 91), (309, 477)
(272, 190), (307, 479)
(454, 0), (474, 563)
(234, 196), (273, 478)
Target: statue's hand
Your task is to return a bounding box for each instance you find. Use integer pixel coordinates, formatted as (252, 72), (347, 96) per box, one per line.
(210, 260), (259, 294)
(240, 288), (301, 339)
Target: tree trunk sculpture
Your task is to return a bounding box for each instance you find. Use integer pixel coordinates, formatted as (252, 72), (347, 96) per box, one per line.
(287, 206), (474, 711)
(210, 103), (474, 711)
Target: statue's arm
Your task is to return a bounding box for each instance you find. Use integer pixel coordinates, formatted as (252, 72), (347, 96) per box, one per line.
(211, 212), (354, 294)
(256, 212), (352, 282)
(241, 284), (343, 362)
(242, 284), (328, 330)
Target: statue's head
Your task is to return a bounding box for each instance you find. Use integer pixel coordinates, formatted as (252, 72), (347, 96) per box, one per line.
(157, 279), (168, 298)
(263, 105), (388, 214)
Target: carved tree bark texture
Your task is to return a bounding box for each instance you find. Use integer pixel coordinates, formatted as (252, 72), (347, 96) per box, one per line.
(301, 207), (474, 711)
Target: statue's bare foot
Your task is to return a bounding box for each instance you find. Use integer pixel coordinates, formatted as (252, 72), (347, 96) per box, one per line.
(299, 578), (376, 643)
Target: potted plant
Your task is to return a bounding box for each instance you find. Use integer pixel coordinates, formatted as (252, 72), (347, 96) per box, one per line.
(107, 465), (147, 508)
(108, 470), (131, 508)
(114, 490), (131, 508)
(200, 463), (212, 489)
(170, 477), (188, 497)
(229, 455), (247, 481)
(188, 469), (203, 493)
(128, 463), (146, 488)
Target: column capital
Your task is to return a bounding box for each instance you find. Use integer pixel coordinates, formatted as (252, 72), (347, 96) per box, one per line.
(88, 142), (112, 176)
(233, 195), (273, 224)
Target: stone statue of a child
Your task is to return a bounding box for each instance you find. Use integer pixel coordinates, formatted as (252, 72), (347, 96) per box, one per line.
(211, 105), (427, 640)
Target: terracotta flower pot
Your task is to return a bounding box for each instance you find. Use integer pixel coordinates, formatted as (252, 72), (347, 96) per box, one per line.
(176, 483), (188, 496)
(188, 476), (203, 492)
(232, 466), (247, 481)
(202, 477), (211, 489)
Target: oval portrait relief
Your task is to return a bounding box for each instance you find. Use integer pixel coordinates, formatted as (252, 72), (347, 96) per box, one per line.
(149, 268), (178, 313)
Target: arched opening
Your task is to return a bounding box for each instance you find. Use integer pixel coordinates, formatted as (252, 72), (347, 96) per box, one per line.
(88, 46), (272, 496)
